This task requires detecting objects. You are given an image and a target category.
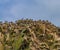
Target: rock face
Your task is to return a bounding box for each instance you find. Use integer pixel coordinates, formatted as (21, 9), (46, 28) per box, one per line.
(0, 19), (60, 50)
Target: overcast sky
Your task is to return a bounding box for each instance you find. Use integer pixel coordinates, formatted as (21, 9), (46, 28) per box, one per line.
(0, 0), (60, 26)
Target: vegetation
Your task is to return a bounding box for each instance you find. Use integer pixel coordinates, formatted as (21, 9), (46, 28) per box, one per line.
(0, 19), (60, 50)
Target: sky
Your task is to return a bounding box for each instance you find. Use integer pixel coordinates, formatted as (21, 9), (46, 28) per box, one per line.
(0, 0), (60, 26)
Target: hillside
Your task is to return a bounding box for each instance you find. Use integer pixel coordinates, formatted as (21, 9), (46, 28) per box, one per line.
(0, 19), (60, 50)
